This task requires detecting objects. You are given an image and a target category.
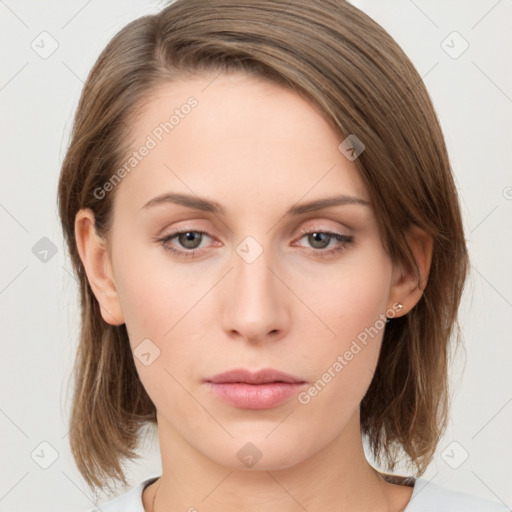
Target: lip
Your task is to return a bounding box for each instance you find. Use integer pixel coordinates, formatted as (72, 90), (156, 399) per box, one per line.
(204, 368), (307, 410)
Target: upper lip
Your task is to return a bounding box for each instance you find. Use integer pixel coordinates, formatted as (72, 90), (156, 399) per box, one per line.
(206, 368), (306, 385)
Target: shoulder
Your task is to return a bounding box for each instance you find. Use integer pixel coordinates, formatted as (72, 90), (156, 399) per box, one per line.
(405, 477), (511, 512)
(86, 476), (159, 512)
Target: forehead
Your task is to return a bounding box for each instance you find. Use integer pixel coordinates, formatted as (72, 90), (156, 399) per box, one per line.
(115, 72), (371, 216)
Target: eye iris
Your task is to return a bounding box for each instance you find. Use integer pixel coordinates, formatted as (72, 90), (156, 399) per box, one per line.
(309, 232), (330, 249)
(178, 231), (202, 249)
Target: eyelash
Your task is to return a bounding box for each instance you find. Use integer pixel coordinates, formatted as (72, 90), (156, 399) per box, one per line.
(155, 228), (354, 259)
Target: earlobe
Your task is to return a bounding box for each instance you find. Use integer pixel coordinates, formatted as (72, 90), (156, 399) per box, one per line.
(74, 208), (125, 326)
(387, 224), (433, 316)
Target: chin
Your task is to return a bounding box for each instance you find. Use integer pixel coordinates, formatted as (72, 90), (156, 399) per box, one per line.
(195, 429), (313, 472)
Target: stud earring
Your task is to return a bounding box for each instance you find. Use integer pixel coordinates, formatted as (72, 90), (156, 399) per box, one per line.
(386, 302), (404, 323)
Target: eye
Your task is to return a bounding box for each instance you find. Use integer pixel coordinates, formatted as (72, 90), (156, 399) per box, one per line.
(154, 227), (354, 259)
(155, 229), (211, 258)
(294, 228), (354, 258)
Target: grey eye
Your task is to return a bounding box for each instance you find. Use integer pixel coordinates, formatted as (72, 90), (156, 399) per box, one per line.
(307, 232), (332, 249)
(177, 231), (203, 249)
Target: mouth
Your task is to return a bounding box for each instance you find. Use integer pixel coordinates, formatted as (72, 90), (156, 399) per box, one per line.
(204, 368), (307, 409)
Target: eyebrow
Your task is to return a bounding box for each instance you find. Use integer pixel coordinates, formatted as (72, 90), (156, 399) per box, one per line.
(140, 192), (371, 216)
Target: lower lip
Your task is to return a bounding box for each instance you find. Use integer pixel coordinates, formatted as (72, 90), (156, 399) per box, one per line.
(205, 382), (306, 409)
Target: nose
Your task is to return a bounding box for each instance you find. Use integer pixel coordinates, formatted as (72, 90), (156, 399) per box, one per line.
(221, 240), (290, 345)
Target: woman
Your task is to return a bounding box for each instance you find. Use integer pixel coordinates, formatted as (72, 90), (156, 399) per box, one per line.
(57, 0), (509, 510)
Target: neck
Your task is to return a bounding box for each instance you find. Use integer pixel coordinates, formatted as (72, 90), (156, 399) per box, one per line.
(144, 410), (412, 512)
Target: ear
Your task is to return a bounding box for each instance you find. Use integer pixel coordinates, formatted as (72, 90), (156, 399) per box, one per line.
(387, 224), (433, 317)
(74, 208), (125, 326)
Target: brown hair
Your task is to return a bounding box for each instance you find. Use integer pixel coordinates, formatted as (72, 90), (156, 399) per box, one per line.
(57, 0), (469, 492)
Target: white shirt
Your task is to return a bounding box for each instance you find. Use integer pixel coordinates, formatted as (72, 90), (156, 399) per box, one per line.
(87, 474), (510, 511)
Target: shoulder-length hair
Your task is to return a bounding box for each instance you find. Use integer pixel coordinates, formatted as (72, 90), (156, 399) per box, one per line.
(57, 0), (469, 492)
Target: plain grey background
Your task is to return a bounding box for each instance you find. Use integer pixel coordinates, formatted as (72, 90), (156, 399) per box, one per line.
(1, 1), (511, 510)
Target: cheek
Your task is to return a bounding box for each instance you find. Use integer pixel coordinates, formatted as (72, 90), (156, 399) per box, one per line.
(298, 250), (391, 341)
(112, 250), (212, 404)
(112, 245), (204, 344)
(295, 254), (391, 400)
(295, 293), (387, 435)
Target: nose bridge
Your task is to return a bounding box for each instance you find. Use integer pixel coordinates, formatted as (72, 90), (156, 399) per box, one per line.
(234, 235), (278, 307)
(223, 233), (288, 341)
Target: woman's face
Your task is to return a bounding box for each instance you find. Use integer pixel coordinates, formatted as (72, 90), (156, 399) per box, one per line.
(91, 72), (407, 470)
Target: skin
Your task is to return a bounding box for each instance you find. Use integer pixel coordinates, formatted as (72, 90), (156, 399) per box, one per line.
(75, 72), (432, 512)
